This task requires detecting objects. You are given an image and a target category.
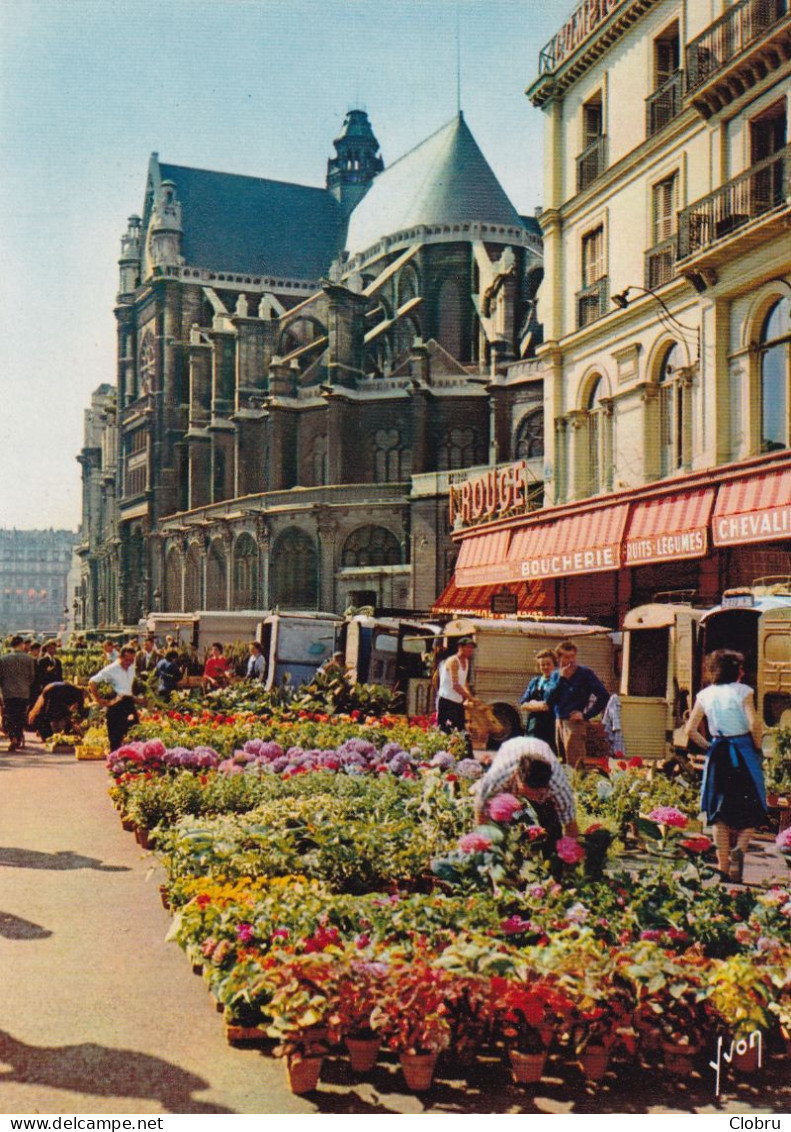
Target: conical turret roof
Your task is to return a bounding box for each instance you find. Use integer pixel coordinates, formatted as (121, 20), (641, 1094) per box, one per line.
(344, 112), (525, 258)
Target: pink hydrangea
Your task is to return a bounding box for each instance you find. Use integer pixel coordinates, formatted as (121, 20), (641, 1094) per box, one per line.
(647, 806), (688, 828)
(555, 836), (585, 864)
(458, 832), (493, 853)
(775, 827), (791, 851)
(487, 793), (523, 823)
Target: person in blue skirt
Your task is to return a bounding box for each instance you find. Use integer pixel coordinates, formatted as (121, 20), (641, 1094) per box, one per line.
(685, 649), (768, 882)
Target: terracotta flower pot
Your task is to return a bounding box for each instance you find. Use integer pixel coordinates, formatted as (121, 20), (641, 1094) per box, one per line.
(662, 1042), (699, 1077)
(508, 1048), (547, 1084)
(286, 1055), (323, 1094)
(579, 1044), (610, 1081)
(345, 1034), (381, 1073)
(399, 1050), (438, 1091)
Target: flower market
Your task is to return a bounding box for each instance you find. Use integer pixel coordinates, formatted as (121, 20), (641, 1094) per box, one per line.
(2, 643), (790, 1117)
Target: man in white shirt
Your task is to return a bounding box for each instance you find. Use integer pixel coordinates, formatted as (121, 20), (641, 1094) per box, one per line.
(89, 646), (144, 752)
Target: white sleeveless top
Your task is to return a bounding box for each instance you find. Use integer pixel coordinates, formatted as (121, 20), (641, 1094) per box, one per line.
(695, 682), (752, 737)
(438, 656), (469, 704)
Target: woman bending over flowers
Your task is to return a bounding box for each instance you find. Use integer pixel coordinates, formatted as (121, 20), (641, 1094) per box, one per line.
(685, 649), (767, 883)
(472, 736), (578, 842)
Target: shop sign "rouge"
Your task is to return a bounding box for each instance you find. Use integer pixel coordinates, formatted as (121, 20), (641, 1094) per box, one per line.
(450, 461), (529, 528)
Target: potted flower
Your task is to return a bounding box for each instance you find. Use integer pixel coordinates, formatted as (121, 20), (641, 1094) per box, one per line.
(708, 954), (776, 1073)
(263, 952), (340, 1094)
(327, 955), (386, 1073)
(489, 976), (570, 1083)
(369, 954), (452, 1091)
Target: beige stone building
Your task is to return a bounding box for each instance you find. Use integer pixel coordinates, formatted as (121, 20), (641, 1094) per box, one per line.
(446, 0), (791, 626)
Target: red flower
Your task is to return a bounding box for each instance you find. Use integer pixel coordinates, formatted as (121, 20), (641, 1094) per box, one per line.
(627, 756), (644, 768)
(680, 836), (712, 853)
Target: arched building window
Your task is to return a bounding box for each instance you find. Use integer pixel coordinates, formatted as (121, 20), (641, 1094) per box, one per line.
(392, 315), (420, 363)
(206, 539), (227, 610)
(587, 378), (604, 493)
(515, 408), (544, 459)
(270, 528), (318, 610)
(437, 427), (481, 471)
(342, 526), (402, 567)
(373, 429), (411, 482)
(760, 296), (791, 452)
(164, 547), (182, 612)
(659, 342), (685, 474)
(184, 544), (202, 612)
(233, 534), (259, 610)
(138, 329), (156, 398)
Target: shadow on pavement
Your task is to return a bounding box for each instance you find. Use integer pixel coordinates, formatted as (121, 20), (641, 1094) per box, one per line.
(0, 1031), (234, 1114)
(0, 911), (52, 940)
(0, 848), (129, 872)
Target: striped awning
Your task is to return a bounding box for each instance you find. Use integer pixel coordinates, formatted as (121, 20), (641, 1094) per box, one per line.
(713, 467), (791, 546)
(431, 578), (546, 616)
(507, 502), (629, 581)
(454, 527), (513, 587)
(624, 488), (715, 566)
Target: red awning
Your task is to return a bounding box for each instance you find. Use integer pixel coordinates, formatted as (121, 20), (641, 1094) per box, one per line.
(506, 502), (629, 581)
(431, 579), (546, 617)
(713, 467), (791, 546)
(454, 527), (513, 587)
(624, 488), (715, 566)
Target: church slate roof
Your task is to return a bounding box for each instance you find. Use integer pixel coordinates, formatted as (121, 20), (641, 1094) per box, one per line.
(344, 112), (527, 258)
(157, 162), (346, 280)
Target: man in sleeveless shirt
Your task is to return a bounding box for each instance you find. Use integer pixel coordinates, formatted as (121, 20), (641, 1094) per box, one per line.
(437, 637), (476, 736)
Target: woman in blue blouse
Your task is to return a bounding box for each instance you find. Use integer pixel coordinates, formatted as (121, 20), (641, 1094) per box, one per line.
(519, 648), (558, 751)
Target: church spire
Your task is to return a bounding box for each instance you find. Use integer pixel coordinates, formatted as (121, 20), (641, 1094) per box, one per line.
(326, 109), (383, 215)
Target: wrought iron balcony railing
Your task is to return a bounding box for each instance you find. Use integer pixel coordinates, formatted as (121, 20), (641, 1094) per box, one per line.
(645, 237), (677, 290)
(576, 135), (608, 192)
(677, 143), (790, 259)
(646, 70), (683, 137)
(686, 0), (788, 94)
(576, 277), (609, 329)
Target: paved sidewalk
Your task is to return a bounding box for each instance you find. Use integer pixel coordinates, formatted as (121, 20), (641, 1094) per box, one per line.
(1, 739), (789, 1116)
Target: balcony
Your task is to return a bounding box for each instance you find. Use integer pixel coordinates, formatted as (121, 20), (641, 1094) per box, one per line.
(576, 135), (608, 192)
(645, 237), (677, 290)
(677, 143), (791, 264)
(685, 0), (791, 118)
(576, 277), (609, 329)
(645, 71), (683, 137)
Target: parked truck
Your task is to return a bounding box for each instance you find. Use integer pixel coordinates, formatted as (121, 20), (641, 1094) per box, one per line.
(343, 614), (439, 712)
(619, 601), (710, 761)
(260, 611), (345, 690)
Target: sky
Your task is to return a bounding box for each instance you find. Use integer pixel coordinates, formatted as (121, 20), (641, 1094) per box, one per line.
(0, 0), (564, 531)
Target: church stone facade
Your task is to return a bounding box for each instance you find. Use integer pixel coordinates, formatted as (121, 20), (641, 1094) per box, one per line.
(77, 111), (544, 627)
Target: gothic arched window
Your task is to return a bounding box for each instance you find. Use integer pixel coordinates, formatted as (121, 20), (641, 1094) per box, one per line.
(342, 526), (401, 567)
(760, 296), (791, 453)
(233, 533), (259, 610)
(270, 528), (318, 610)
(437, 427), (480, 471)
(373, 429), (410, 483)
(184, 544), (202, 613)
(515, 408), (545, 460)
(138, 329), (157, 398)
(206, 539), (228, 610)
(164, 547), (182, 612)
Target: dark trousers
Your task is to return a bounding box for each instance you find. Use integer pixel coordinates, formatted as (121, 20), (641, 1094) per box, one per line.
(3, 698), (29, 743)
(437, 697), (466, 734)
(106, 697), (139, 752)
